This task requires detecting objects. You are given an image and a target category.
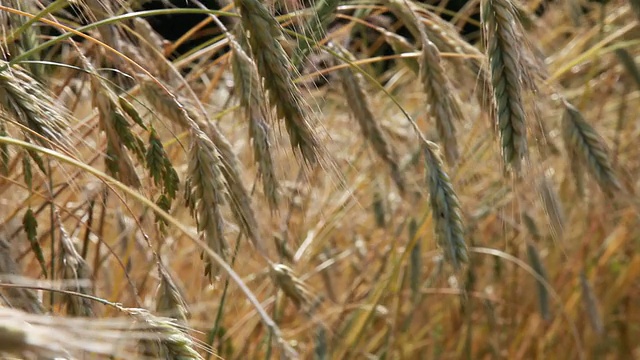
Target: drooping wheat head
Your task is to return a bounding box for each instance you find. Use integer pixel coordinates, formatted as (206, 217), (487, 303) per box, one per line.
(184, 128), (230, 278)
(0, 237), (45, 314)
(335, 46), (406, 193)
(561, 99), (621, 196)
(0, 62), (67, 147)
(156, 263), (190, 326)
(423, 140), (467, 269)
(57, 212), (95, 317)
(235, 0), (324, 165)
(230, 38), (280, 210)
(481, 0), (529, 171)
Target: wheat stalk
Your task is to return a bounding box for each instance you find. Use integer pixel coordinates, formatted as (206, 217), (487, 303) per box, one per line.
(423, 140), (467, 269)
(482, 0), (529, 171)
(561, 100), (621, 196)
(235, 0), (324, 165)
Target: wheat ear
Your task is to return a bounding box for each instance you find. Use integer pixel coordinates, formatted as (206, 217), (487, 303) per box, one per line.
(230, 38), (280, 211)
(184, 129), (230, 278)
(385, 1), (462, 164)
(57, 213), (95, 317)
(269, 263), (315, 310)
(235, 0), (323, 165)
(156, 263), (190, 326)
(423, 141), (467, 269)
(0, 238), (45, 314)
(482, 0), (528, 171)
(90, 74), (142, 188)
(131, 308), (204, 360)
(0, 63), (67, 146)
(336, 46), (406, 193)
(561, 100), (621, 196)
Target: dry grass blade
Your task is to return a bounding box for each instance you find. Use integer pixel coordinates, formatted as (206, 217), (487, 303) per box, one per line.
(0, 63), (67, 146)
(423, 141), (467, 269)
(235, 0), (324, 165)
(230, 40), (280, 210)
(0, 237), (45, 314)
(482, 0), (529, 171)
(336, 47), (406, 193)
(185, 129), (229, 278)
(156, 263), (190, 326)
(561, 100), (621, 196)
(57, 214), (95, 317)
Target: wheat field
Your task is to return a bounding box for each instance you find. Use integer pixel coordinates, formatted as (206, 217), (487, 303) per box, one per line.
(0, 0), (639, 359)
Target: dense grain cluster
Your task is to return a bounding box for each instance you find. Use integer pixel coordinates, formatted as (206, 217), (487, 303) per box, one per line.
(235, 0), (324, 165)
(481, 0), (529, 171)
(336, 47), (406, 193)
(185, 129), (230, 277)
(561, 100), (621, 196)
(423, 141), (467, 269)
(230, 39), (280, 210)
(0, 64), (67, 146)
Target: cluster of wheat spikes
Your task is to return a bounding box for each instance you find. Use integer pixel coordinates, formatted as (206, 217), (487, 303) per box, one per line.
(0, 0), (639, 358)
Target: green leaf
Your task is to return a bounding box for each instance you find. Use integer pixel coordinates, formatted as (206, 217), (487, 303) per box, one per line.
(162, 158), (180, 199)
(23, 208), (47, 277)
(146, 128), (165, 187)
(118, 96), (148, 130)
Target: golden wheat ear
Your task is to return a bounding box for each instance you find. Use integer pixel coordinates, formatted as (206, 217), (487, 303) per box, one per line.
(230, 37), (280, 211)
(235, 0), (325, 166)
